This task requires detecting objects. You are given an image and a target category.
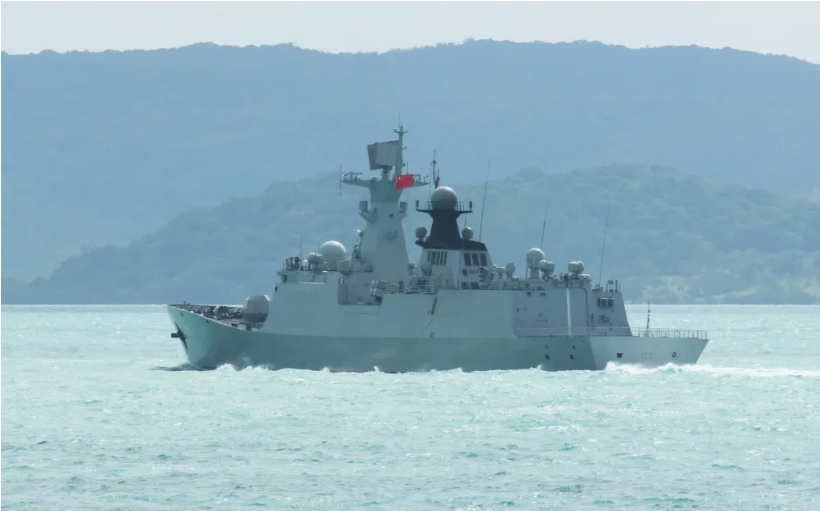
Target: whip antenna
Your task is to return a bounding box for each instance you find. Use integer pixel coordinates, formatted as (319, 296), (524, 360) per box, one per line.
(429, 151), (439, 199)
(597, 202), (611, 288)
(539, 203), (548, 250)
(478, 161), (491, 241)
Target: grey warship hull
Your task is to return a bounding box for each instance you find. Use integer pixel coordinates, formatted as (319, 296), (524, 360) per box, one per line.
(168, 301), (707, 372)
(166, 125), (709, 371)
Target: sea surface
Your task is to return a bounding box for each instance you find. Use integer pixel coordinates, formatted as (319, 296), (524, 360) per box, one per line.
(2, 305), (819, 510)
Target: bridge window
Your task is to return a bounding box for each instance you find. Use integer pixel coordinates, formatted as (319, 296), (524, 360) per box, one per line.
(471, 253), (480, 266)
(597, 297), (614, 308)
(479, 253), (488, 266)
(463, 253), (472, 266)
(427, 251), (448, 266)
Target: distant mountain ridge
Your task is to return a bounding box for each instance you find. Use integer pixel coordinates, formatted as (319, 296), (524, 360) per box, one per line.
(3, 40), (819, 280)
(5, 164), (819, 305)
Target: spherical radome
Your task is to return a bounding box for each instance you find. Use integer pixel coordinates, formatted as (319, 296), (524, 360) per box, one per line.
(431, 186), (458, 209)
(568, 260), (585, 273)
(526, 248), (546, 268)
(319, 241), (347, 264)
(462, 227), (474, 240)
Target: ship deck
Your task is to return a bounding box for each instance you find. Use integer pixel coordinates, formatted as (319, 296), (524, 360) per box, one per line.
(169, 303), (264, 331)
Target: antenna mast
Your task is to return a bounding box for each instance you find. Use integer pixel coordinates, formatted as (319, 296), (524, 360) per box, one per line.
(394, 123), (408, 177)
(430, 151), (440, 190)
(597, 203), (611, 288)
(478, 161), (491, 241)
(539, 203), (548, 250)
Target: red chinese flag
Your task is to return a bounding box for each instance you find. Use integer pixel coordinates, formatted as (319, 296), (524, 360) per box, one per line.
(395, 174), (414, 189)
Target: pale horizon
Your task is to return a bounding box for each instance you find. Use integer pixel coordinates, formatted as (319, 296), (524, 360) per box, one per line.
(2, 2), (820, 64)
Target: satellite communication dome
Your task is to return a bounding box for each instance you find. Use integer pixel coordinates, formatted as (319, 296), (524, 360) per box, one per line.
(526, 248), (546, 269)
(505, 262), (516, 277)
(538, 259), (556, 273)
(319, 241), (347, 265)
(307, 252), (322, 265)
(431, 186), (458, 209)
(421, 261), (433, 275)
(568, 260), (585, 274)
(415, 226), (428, 239)
(462, 227), (474, 240)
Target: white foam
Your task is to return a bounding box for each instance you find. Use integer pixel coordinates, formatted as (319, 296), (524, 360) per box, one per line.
(605, 362), (820, 378)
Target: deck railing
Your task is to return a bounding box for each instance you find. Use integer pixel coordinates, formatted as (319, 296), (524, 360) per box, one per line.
(513, 326), (707, 340)
(415, 200), (473, 212)
(635, 329), (708, 339)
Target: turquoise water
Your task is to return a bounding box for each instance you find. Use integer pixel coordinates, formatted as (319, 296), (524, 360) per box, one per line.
(2, 305), (819, 510)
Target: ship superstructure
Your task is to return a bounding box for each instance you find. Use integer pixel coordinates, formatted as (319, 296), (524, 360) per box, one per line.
(167, 126), (708, 371)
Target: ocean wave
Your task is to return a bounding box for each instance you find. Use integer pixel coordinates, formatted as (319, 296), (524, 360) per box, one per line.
(151, 363), (205, 372)
(604, 362), (820, 378)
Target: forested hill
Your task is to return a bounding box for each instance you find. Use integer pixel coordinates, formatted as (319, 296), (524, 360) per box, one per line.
(2, 40), (819, 281)
(5, 165), (820, 305)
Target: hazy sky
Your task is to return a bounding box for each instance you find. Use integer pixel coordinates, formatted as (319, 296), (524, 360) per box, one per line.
(3, 2), (819, 64)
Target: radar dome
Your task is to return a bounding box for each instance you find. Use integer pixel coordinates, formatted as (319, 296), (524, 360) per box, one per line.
(415, 226), (428, 239)
(568, 260), (585, 274)
(505, 262), (516, 277)
(526, 248), (546, 269)
(462, 227), (474, 240)
(538, 260), (555, 273)
(431, 186), (457, 209)
(319, 241), (347, 265)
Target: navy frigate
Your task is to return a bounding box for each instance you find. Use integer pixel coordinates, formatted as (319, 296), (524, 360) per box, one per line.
(167, 126), (708, 371)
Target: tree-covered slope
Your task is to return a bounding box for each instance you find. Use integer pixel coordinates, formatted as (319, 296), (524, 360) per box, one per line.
(3, 40), (819, 280)
(6, 165), (819, 305)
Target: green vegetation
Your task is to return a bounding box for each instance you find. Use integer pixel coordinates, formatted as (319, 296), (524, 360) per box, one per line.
(5, 165), (819, 304)
(3, 41), (819, 280)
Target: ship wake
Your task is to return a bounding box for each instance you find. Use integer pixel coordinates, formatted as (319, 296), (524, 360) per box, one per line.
(151, 363), (206, 372)
(605, 362), (820, 379)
